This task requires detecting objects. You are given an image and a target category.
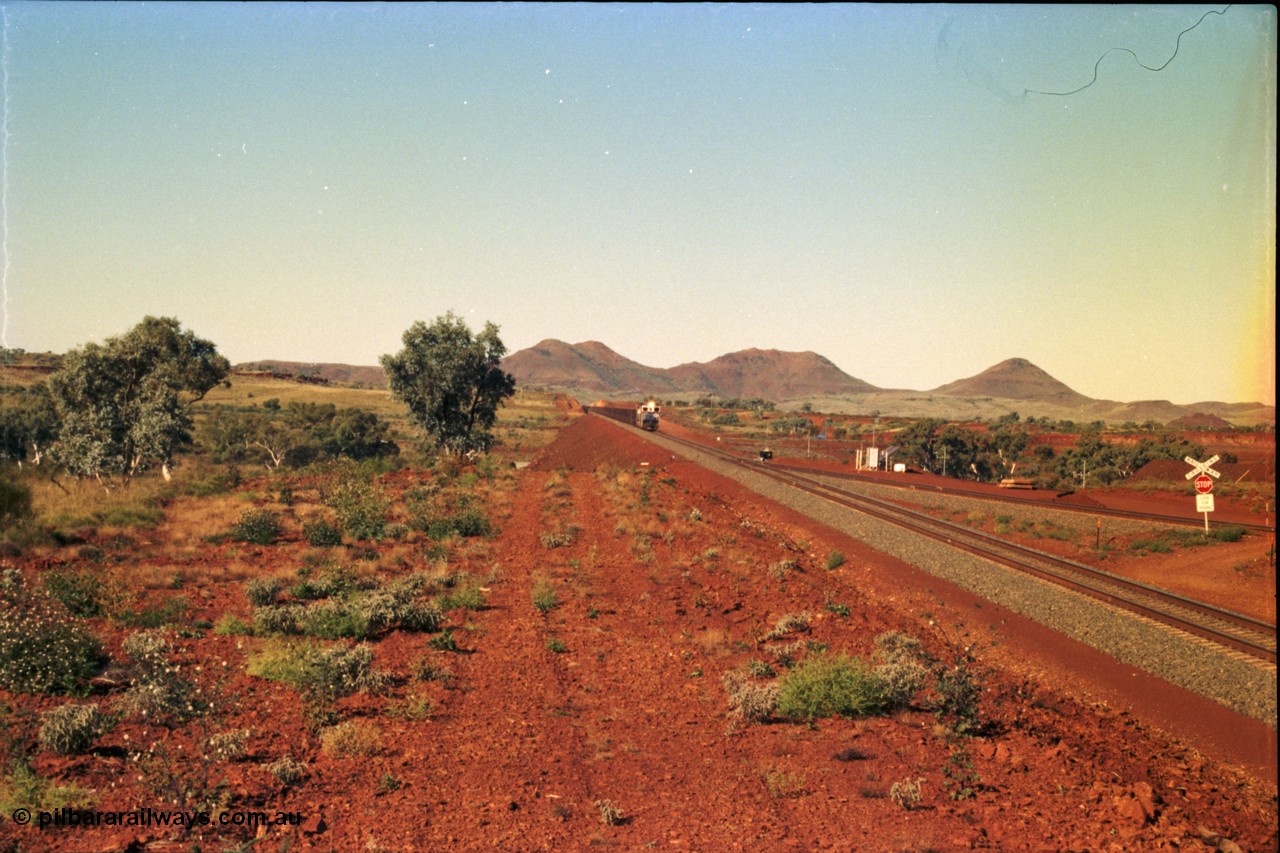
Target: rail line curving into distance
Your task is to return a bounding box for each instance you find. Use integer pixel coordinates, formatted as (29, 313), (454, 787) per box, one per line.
(588, 407), (1277, 666)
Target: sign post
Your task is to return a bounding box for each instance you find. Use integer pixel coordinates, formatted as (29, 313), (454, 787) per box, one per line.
(1185, 456), (1221, 533)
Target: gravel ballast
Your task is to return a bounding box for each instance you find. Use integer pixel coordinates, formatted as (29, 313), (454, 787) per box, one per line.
(653, 433), (1278, 728)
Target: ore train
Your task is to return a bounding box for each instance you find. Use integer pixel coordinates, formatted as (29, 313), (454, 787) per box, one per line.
(589, 400), (661, 432)
(635, 400), (661, 431)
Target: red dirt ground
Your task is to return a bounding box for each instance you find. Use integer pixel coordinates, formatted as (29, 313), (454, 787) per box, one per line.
(2, 412), (1276, 852)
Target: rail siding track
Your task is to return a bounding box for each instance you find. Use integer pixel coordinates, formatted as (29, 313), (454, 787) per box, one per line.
(586, 409), (1278, 725)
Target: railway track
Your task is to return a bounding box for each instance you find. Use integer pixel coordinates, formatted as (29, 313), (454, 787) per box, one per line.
(764, 461), (1276, 535)
(588, 408), (1277, 667)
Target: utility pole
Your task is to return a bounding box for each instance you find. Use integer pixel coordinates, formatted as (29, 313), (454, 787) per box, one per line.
(940, 445), (948, 478)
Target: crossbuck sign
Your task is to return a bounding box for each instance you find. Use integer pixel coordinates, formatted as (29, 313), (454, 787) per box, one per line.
(1184, 456), (1220, 532)
(1184, 455), (1221, 480)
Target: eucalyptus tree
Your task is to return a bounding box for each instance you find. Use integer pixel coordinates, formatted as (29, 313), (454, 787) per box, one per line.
(48, 317), (229, 486)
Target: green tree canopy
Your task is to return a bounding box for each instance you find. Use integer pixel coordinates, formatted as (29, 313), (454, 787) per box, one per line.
(0, 383), (58, 465)
(380, 313), (516, 455)
(48, 317), (230, 484)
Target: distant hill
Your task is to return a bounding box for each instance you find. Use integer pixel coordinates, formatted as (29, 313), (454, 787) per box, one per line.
(234, 361), (386, 386)
(499, 340), (681, 395)
(666, 349), (879, 400)
(931, 358), (1093, 407)
(502, 341), (879, 400)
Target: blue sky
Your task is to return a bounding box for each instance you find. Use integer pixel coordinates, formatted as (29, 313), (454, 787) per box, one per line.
(3, 3), (1274, 404)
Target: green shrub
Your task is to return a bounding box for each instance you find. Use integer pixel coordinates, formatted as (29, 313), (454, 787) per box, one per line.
(412, 657), (454, 686)
(212, 614), (254, 636)
(935, 656), (983, 737)
(244, 576), (283, 607)
(120, 630), (202, 724)
(400, 601), (443, 633)
(1210, 525), (1246, 543)
(303, 517), (344, 547)
(0, 589), (102, 695)
(429, 629), (459, 652)
(253, 604), (302, 635)
(436, 582), (487, 612)
(297, 599), (368, 639)
(0, 761), (90, 815)
(289, 565), (357, 600)
(775, 654), (887, 720)
(114, 595), (188, 629)
(231, 509), (281, 545)
(531, 578), (559, 614)
(325, 477), (388, 541)
(825, 550), (847, 571)
(42, 569), (105, 618)
(39, 702), (115, 755)
(0, 474), (33, 529)
(249, 640), (384, 729)
(247, 639), (323, 686)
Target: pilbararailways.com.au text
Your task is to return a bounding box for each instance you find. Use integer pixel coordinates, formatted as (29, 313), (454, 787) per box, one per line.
(13, 806), (303, 830)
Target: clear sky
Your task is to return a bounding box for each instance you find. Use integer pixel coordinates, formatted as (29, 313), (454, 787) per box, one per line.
(3, 3), (1274, 405)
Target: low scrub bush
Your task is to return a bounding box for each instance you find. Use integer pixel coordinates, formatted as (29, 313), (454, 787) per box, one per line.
(723, 669), (779, 724)
(42, 569), (105, 618)
(825, 550), (846, 570)
(766, 559), (799, 580)
(120, 630), (202, 725)
(0, 588), (102, 695)
(204, 729), (250, 762)
(302, 516), (343, 547)
(775, 654), (887, 721)
(253, 604), (302, 635)
(766, 612), (811, 640)
(230, 508), (281, 545)
(320, 720), (383, 758)
(437, 584), (486, 612)
(595, 799), (625, 826)
(531, 577), (559, 614)
(539, 530), (575, 549)
(0, 761), (90, 815)
(935, 653), (983, 737)
(213, 614), (254, 636)
(872, 632), (929, 710)
(889, 776), (924, 810)
(1210, 525), (1246, 543)
(114, 595), (189, 630)
(266, 755), (307, 786)
(39, 703), (115, 755)
(324, 475), (389, 541)
(244, 576), (283, 607)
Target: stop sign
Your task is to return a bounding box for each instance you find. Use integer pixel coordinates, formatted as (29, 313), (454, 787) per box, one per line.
(1194, 474), (1214, 494)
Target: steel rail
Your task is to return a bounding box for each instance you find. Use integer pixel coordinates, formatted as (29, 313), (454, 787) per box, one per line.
(600, 413), (1277, 665)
